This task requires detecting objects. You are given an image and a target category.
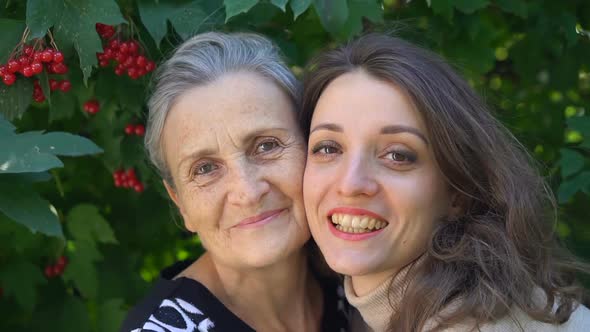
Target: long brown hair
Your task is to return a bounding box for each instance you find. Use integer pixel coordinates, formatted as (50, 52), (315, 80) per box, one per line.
(301, 33), (588, 331)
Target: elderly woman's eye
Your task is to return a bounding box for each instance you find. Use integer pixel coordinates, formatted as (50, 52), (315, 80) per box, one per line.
(194, 162), (218, 176)
(255, 138), (280, 154)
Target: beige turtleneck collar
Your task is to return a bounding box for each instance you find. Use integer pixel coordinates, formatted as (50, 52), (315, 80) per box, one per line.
(343, 260), (417, 332)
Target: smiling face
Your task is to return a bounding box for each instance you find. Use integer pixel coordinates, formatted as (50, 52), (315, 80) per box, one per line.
(162, 71), (309, 270)
(304, 70), (452, 291)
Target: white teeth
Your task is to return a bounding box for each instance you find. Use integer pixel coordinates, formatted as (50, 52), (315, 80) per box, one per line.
(360, 217), (369, 228)
(341, 214), (351, 227)
(331, 213), (388, 233)
(368, 218), (376, 229)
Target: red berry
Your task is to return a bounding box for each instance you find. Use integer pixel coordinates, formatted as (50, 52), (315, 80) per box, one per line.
(52, 264), (62, 276)
(104, 48), (114, 59)
(33, 52), (42, 62)
(60, 80), (71, 92)
(34, 93), (45, 103)
(0, 65), (6, 77)
(18, 56), (30, 67)
(124, 124), (134, 135)
(84, 100), (99, 114)
(123, 56), (134, 68)
(24, 45), (34, 56)
(7, 60), (20, 73)
(135, 55), (147, 67)
(127, 67), (138, 78)
(119, 42), (129, 54)
(22, 66), (33, 77)
(115, 52), (129, 63)
(31, 62), (43, 74)
(133, 183), (144, 193)
(128, 40), (139, 54)
(134, 124), (145, 136)
(44, 265), (55, 278)
(51, 62), (68, 74)
(108, 39), (119, 50)
(2, 73), (16, 85)
(114, 178), (123, 187)
(49, 79), (59, 90)
(56, 256), (68, 268)
(115, 64), (125, 76)
(53, 51), (64, 63)
(126, 168), (136, 179)
(41, 49), (54, 62)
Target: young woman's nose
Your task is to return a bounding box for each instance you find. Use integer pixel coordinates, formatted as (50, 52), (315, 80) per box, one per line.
(336, 152), (379, 198)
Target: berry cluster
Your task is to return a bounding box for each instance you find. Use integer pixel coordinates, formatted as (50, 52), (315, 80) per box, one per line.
(83, 99), (100, 114)
(44, 256), (68, 278)
(125, 123), (145, 136)
(113, 168), (144, 193)
(95, 24), (156, 80)
(0, 45), (68, 87)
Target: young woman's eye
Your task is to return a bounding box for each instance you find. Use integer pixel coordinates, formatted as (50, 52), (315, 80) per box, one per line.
(311, 141), (341, 155)
(384, 151), (416, 163)
(254, 138), (281, 154)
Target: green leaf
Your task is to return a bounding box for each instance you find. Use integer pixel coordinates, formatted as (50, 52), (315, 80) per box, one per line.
(559, 148), (585, 178)
(0, 261), (46, 310)
(61, 240), (101, 299)
(0, 131), (102, 173)
(96, 298), (126, 332)
(49, 90), (76, 122)
(453, 0), (489, 14)
(58, 296), (91, 332)
(0, 78), (33, 120)
(430, 0), (454, 21)
(494, 0), (527, 18)
(0, 174), (63, 237)
(138, 0), (224, 47)
(290, 0), (312, 19)
(0, 113), (16, 136)
(26, 0), (126, 83)
(558, 171), (590, 203)
(313, 0), (349, 36)
(0, 19), (25, 63)
(224, 0), (259, 21)
(567, 116), (590, 134)
(37, 70), (51, 106)
(271, 0), (288, 11)
(66, 204), (117, 244)
(337, 0), (383, 38)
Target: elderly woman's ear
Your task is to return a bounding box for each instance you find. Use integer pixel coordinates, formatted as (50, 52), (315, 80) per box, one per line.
(162, 179), (193, 232)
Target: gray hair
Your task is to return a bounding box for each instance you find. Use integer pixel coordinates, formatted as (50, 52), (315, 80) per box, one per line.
(145, 31), (301, 185)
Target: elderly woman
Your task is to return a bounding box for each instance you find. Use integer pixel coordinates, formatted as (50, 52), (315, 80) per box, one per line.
(120, 32), (348, 332)
(301, 33), (590, 331)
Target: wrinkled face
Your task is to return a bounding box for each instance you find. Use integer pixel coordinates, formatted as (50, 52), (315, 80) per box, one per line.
(304, 70), (452, 282)
(162, 71), (309, 269)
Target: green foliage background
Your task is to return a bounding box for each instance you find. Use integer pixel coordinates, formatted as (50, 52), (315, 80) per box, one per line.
(0, 0), (589, 331)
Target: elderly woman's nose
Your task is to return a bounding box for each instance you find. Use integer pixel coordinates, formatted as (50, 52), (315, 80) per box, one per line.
(227, 161), (270, 206)
(336, 153), (379, 198)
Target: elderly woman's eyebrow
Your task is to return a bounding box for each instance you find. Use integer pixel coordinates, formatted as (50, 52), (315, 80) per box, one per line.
(178, 127), (291, 167)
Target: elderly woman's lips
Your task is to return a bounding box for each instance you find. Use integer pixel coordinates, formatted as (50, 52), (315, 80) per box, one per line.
(234, 208), (286, 228)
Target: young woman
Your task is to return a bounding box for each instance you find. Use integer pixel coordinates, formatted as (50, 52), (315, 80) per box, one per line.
(301, 33), (590, 331)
